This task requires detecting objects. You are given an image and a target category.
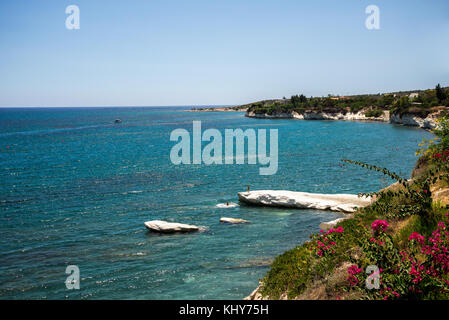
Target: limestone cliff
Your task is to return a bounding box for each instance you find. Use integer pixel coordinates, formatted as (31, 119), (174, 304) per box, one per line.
(245, 109), (442, 130)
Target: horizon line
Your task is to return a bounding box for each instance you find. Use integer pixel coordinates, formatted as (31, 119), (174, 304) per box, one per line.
(0, 105), (237, 109)
(1, 83), (447, 109)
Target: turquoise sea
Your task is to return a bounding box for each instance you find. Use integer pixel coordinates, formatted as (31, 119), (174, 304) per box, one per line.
(0, 107), (433, 299)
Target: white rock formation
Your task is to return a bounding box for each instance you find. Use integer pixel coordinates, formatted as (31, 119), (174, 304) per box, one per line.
(245, 111), (297, 119)
(144, 220), (201, 233)
(246, 110), (388, 122)
(238, 190), (371, 213)
(390, 113), (438, 129)
(220, 217), (249, 224)
(319, 216), (353, 230)
(244, 284), (265, 300)
(246, 109), (440, 129)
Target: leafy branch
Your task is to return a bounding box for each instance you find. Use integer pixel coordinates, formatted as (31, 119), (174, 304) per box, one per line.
(341, 159), (433, 218)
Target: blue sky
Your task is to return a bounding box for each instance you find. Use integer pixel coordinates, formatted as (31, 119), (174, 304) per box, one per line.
(0, 0), (448, 107)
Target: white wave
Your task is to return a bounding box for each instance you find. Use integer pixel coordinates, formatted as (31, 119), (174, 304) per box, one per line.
(216, 202), (238, 208)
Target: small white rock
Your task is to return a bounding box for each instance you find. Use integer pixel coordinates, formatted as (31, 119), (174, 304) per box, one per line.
(220, 217), (249, 224)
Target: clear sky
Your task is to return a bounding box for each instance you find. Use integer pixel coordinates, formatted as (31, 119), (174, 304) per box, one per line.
(0, 0), (448, 107)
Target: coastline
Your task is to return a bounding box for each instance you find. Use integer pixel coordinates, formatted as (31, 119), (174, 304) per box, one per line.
(188, 104), (443, 300)
(241, 181), (395, 300)
(2, 107), (431, 299)
(239, 113), (441, 300)
(242, 191), (384, 300)
(189, 104), (441, 299)
(244, 157), (449, 300)
(244, 109), (441, 130)
(187, 106), (444, 130)
(185, 107), (248, 112)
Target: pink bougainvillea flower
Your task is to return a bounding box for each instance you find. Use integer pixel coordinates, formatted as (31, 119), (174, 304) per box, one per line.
(409, 232), (425, 245)
(371, 220), (389, 233)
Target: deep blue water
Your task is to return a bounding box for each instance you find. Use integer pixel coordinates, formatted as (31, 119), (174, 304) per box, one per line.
(0, 107), (433, 299)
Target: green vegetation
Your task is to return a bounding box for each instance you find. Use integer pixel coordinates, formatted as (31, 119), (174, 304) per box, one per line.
(245, 84), (449, 118)
(364, 109), (384, 118)
(258, 115), (449, 300)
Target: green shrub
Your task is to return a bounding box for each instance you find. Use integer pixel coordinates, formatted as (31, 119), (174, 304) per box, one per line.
(365, 109), (383, 118)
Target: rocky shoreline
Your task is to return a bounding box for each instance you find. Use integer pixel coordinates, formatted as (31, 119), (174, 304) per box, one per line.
(243, 177), (449, 300)
(188, 103), (443, 300)
(187, 106), (442, 130)
(241, 190), (372, 300)
(245, 109), (440, 130)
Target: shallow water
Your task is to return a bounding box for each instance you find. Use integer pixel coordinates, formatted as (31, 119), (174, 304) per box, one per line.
(0, 107), (433, 299)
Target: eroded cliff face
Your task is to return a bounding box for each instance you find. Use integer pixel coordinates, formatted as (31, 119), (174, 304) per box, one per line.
(389, 113), (438, 129)
(245, 109), (439, 129)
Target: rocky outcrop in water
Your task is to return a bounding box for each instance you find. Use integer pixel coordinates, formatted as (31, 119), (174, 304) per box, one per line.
(144, 220), (201, 233)
(220, 217), (249, 224)
(238, 190), (372, 213)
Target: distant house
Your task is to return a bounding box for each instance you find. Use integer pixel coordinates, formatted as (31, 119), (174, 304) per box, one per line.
(409, 92), (419, 99)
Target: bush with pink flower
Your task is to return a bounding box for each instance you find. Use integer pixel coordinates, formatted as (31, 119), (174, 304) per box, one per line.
(347, 265), (363, 286)
(371, 220), (389, 233)
(307, 226), (344, 258)
(260, 123), (449, 300)
(344, 216), (449, 299)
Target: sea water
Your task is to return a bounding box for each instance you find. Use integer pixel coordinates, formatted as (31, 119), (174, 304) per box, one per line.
(0, 107), (433, 299)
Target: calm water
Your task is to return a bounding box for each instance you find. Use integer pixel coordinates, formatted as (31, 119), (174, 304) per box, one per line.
(0, 107), (432, 299)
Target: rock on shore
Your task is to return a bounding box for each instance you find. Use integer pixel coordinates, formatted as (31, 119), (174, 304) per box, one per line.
(244, 284), (265, 300)
(238, 190), (371, 213)
(144, 220), (201, 233)
(319, 216), (353, 230)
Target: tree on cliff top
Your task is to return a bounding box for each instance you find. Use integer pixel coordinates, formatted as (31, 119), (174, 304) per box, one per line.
(436, 83), (446, 103)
